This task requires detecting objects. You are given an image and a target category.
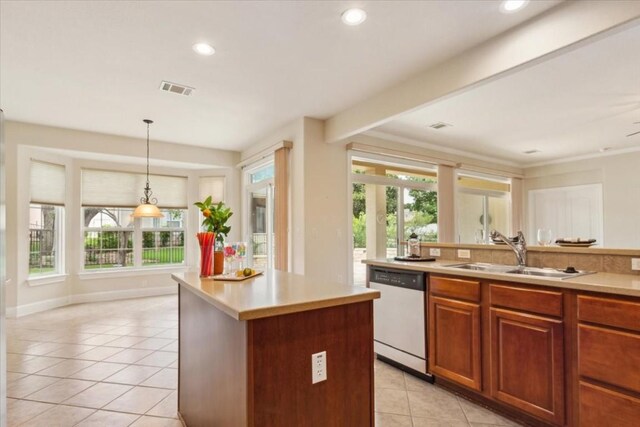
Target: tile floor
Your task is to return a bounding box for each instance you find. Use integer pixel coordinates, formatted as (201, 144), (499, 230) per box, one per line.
(6, 295), (180, 427)
(6, 295), (519, 427)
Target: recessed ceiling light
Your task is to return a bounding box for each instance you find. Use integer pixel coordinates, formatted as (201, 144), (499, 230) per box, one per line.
(523, 149), (540, 155)
(341, 8), (367, 26)
(599, 147), (612, 153)
(192, 42), (215, 56)
(500, 0), (529, 14)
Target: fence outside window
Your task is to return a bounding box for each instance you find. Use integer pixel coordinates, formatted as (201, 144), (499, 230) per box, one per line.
(29, 204), (62, 276)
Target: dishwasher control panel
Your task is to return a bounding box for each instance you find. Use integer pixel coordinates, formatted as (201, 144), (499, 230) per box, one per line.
(370, 268), (425, 291)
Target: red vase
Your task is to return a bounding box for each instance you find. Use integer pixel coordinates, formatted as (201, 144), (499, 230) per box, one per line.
(197, 232), (215, 277)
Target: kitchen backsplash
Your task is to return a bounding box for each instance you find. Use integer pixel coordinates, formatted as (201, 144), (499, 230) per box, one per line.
(418, 244), (640, 275)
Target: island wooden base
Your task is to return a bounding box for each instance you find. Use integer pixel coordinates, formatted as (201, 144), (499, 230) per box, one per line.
(179, 285), (374, 426)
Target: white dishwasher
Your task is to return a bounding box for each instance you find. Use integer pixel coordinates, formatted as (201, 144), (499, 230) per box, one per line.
(370, 267), (432, 381)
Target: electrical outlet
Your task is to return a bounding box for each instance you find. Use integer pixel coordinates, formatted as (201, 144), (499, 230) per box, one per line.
(632, 258), (640, 271)
(312, 351), (327, 384)
(457, 249), (471, 259)
(429, 248), (441, 257)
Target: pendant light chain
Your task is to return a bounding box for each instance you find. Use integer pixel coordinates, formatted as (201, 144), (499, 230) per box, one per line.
(133, 119), (163, 218)
(146, 120), (150, 188)
(141, 119), (157, 205)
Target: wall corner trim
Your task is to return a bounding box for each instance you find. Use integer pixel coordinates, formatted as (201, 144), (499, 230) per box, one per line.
(237, 140), (292, 169)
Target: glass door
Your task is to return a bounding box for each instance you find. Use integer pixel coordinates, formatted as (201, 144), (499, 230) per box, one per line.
(247, 182), (274, 270)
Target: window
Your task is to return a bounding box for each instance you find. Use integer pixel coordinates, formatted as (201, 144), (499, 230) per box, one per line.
(29, 204), (63, 275)
(244, 162), (275, 270)
(29, 160), (65, 277)
(83, 207), (187, 270)
(141, 210), (185, 266)
(81, 168), (189, 271)
(351, 157), (438, 285)
(456, 172), (511, 244)
(84, 208), (134, 269)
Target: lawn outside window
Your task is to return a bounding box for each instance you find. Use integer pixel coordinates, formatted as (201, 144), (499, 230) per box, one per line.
(140, 209), (186, 267)
(83, 207), (185, 271)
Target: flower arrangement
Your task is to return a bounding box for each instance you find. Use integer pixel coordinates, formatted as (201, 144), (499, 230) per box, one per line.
(194, 196), (233, 245)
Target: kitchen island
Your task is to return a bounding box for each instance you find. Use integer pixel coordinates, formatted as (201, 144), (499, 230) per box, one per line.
(171, 271), (380, 427)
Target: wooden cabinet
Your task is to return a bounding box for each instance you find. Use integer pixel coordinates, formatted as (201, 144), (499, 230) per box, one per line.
(577, 295), (640, 427)
(429, 295), (482, 391)
(488, 284), (565, 425)
(579, 381), (640, 427)
(426, 274), (640, 427)
(490, 307), (565, 425)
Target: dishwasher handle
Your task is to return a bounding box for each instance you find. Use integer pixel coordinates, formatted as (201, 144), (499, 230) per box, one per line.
(370, 267), (425, 291)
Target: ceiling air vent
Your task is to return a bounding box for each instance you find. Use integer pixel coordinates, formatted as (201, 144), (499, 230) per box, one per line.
(428, 122), (452, 130)
(159, 81), (195, 96)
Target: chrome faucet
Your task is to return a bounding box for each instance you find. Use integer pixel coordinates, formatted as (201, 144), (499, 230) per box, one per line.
(491, 230), (527, 267)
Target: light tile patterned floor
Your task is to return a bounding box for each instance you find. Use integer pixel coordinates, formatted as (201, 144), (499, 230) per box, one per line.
(6, 295), (181, 427)
(6, 295), (520, 426)
(374, 359), (520, 427)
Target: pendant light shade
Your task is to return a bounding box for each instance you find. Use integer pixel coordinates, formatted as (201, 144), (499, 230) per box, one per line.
(133, 203), (163, 218)
(133, 119), (164, 218)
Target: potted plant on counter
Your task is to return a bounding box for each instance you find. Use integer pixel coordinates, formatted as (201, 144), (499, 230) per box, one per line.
(195, 197), (233, 275)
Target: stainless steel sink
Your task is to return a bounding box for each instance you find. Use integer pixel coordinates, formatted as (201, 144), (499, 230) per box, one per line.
(446, 263), (594, 279)
(445, 263), (519, 273)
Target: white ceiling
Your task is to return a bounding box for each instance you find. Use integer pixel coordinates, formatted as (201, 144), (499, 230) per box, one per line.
(0, 0), (560, 152)
(375, 21), (640, 166)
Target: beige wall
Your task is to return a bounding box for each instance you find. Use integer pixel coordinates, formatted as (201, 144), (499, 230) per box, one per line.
(524, 150), (640, 248)
(240, 117), (349, 283)
(5, 121), (241, 316)
(302, 118), (348, 283)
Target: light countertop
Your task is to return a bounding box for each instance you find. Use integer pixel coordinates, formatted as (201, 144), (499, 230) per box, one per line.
(363, 259), (640, 298)
(172, 271), (380, 321)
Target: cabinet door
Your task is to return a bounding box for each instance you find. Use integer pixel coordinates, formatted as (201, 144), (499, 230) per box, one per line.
(490, 308), (564, 425)
(429, 296), (481, 391)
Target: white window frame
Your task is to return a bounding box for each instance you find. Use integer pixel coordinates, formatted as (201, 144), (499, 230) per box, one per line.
(454, 170), (512, 244)
(140, 211), (187, 268)
(81, 207), (187, 272)
(347, 151), (438, 285)
(28, 204), (65, 278)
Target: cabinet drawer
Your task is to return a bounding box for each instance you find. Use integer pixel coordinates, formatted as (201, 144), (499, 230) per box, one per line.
(490, 284), (562, 317)
(579, 381), (640, 427)
(430, 276), (480, 302)
(578, 324), (640, 394)
(578, 295), (640, 332)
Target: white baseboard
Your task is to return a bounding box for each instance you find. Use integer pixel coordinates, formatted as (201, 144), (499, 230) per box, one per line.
(69, 285), (177, 304)
(11, 296), (71, 318)
(7, 285), (177, 318)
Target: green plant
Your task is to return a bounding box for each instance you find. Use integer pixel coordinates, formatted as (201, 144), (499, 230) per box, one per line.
(194, 196), (233, 245)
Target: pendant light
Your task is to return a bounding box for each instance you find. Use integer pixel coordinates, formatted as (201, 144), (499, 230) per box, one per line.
(133, 119), (163, 218)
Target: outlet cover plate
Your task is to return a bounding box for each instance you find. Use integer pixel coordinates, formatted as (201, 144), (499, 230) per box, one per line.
(457, 249), (471, 259)
(632, 258), (640, 271)
(429, 248), (441, 257)
(312, 351), (327, 384)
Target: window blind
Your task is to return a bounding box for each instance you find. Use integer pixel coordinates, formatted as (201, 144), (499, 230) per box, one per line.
(82, 169), (187, 208)
(198, 176), (225, 203)
(30, 160), (66, 205)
